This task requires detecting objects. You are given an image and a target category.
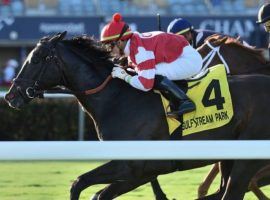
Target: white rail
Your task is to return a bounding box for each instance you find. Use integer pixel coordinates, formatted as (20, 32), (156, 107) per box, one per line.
(0, 141), (269, 160)
(0, 91), (74, 98)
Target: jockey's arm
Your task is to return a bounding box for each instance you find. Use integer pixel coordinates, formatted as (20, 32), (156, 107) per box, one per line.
(111, 59), (156, 92)
(126, 46), (157, 91)
(127, 64), (156, 91)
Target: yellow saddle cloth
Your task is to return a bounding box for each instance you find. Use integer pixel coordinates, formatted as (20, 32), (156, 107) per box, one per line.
(160, 64), (234, 136)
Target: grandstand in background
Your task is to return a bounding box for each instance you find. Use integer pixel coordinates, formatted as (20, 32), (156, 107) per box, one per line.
(0, 0), (269, 75)
(0, 0), (267, 17)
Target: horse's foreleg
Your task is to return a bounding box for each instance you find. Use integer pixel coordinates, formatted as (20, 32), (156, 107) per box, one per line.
(70, 160), (133, 200)
(91, 189), (103, 200)
(198, 163), (220, 198)
(249, 165), (270, 200)
(91, 177), (157, 200)
(151, 179), (169, 200)
(91, 179), (168, 200)
(222, 160), (266, 200)
(70, 160), (176, 200)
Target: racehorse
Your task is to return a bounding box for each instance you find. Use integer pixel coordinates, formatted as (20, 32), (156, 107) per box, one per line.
(196, 34), (270, 199)
(5, 32), (270, 200)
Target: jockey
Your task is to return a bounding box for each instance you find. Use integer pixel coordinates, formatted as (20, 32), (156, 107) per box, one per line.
(167, 17), (251, 49)
(257, 3), (270, 58)
(167, 18), (220, 49)
(100, 13), (203, 116)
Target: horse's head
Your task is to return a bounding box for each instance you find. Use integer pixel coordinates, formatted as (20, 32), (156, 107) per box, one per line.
(5, 32), (67, 109)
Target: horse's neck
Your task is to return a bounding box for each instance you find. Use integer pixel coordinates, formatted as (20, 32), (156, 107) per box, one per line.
(57, 44), (167, 140)
(59, 45), (112, 92)
(63, 63), (116, 126)
(58, 46), (122, 135)
(75, 80), (121, 116)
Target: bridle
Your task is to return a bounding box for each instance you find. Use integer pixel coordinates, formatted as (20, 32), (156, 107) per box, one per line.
(201, 39), (270, 75)
(201, 40), (230, 74)
(12, 42), (112, 102)
(12, 45), (62, 102)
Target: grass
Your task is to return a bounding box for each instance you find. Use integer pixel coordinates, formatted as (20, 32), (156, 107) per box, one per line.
(0, 161), (268, 200)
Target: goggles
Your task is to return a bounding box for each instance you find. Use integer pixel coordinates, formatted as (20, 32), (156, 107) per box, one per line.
(105, 41), (118, 51)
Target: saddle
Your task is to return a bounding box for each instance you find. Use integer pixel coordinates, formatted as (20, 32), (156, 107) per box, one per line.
(158, 64), (234, 137)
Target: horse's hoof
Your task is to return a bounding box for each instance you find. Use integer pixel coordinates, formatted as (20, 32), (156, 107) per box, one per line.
(198, 190), (208, 198)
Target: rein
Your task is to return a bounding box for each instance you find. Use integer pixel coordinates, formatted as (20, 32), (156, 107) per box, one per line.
(46, 47), (113, 96)
(81, 75), (112, 95)
(47, 75), (112, 96)
(65, 45), (113, 96)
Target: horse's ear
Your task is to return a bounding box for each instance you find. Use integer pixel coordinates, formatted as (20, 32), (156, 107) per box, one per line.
(50, 31), (67, 44)
(58, 31), (67, 41)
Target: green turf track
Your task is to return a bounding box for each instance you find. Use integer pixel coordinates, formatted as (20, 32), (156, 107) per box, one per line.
(0, 161), (268, 200)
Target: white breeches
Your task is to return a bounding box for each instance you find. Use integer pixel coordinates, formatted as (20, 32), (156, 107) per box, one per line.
(155, 45), (203, 80)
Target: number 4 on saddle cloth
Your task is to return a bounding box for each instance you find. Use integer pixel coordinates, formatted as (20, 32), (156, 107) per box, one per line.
(158, 64), (233, 136)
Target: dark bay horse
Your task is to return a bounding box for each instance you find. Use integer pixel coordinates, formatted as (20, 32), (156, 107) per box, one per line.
(5, 32), (270, 200)
(197, 34), (270, 199)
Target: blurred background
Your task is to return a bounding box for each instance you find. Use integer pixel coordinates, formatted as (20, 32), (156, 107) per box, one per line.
(0, 0), (269, 141)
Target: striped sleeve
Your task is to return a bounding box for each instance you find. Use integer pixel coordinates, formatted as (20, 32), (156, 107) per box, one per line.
(128, 66), (156, 91)
(128, 46), (156, 91)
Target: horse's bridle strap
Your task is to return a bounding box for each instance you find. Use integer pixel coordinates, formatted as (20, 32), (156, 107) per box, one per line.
(83, 75), (112, 95)
(15, 42), (113, 97)
(203, 41), (230, 74)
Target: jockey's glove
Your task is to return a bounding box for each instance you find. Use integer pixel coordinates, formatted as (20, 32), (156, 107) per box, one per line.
(111, 66), (132, 83)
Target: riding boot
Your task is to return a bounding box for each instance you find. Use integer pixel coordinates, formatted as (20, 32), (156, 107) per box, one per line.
(154, 75), (195, 116)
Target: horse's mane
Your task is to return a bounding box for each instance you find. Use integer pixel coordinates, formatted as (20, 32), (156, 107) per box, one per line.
(205, 34), (268, 65)
(65, 35), (112, 64)
(39, 35), (112, 63)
